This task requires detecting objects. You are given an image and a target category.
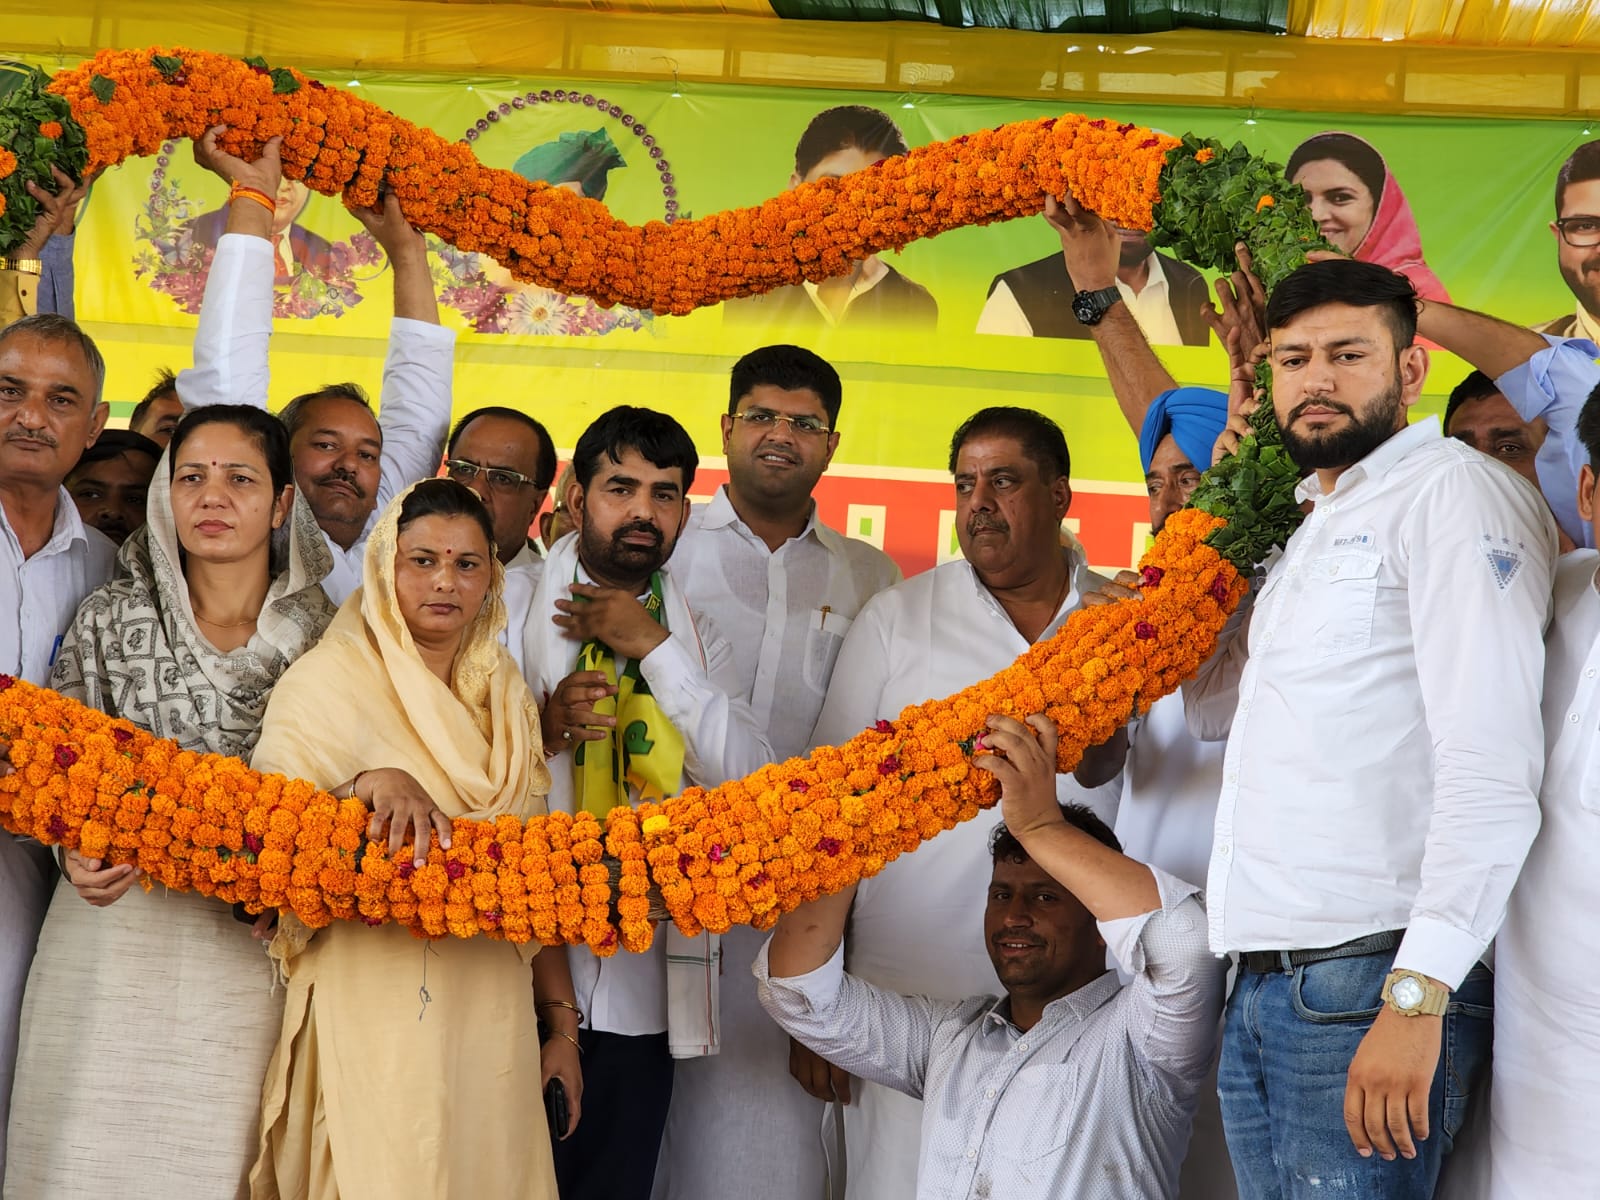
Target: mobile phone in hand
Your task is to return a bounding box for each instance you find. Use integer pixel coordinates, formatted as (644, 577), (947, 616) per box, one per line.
(545, 1077), (570, 1141)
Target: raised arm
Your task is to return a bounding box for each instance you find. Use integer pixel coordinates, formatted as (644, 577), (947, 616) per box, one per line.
(349, 194), (454, 512)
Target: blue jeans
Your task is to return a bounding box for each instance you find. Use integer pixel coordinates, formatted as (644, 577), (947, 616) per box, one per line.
(1219, 950), (1493, 1200)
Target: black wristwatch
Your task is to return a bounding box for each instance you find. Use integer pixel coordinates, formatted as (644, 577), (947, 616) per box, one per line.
(1071, 285), (1122, 327)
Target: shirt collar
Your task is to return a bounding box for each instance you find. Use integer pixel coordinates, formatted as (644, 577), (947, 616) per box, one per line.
(964, 544), (1085, 622)
(980, 969), (1122, 1035)
(0, 487), (91, 560)
(1294, 415), (1441, 503)
(801, 256), (889, 314)
(1121, 251), (1169, 299)
(701, 484), (831, 550)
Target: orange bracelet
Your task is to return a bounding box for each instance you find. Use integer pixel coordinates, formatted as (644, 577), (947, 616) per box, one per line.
(228, 183), (276, 214)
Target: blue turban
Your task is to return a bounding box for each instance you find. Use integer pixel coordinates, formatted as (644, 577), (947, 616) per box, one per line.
(1139, 386), (1229, 475)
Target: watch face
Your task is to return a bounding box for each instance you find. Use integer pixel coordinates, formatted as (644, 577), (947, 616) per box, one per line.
(1392, 976), (1425, 1010)
(1072, 296), (1098, 324)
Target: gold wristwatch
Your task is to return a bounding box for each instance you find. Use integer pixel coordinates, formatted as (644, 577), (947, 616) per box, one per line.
(0, 258), (43, 276)
(1381, 969), (1449, 1017)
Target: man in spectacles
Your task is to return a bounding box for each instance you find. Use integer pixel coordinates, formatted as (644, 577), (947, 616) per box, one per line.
(1540, 141), (1600, 342)
(444, 406), (558, 569)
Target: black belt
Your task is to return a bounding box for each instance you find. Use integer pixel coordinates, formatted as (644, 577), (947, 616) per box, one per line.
(1236, 929), (1404, 975)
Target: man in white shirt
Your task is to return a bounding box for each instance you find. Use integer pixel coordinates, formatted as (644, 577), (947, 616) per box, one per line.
(1485, 388), (1600, 1194)
(1185, 260), (1556, 1196)
(174, 127), (454, 605)
(759, 714), (1224, 1200)
(809, 405), (1119, 1200)
(653, 345), (901, 1200)
(0, 314), (116, 1182)
(519, 405), (774, 1200)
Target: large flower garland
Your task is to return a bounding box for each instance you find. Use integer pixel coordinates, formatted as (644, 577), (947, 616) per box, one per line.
(0, 47), (1319, 310)
(0, 509), (1244, 952)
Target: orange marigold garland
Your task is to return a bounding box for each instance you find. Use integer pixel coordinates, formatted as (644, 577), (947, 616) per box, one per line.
(0, 509), (1247, 954)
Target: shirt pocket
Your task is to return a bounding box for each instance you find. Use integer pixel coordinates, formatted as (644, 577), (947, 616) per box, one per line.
(802, 610), (854, 692)
(989, 1061), (1079, 1168)
(1298, 550), (1383, 660)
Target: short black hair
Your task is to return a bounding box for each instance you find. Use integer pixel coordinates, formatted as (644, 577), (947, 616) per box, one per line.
(1578, 382), (1600, 471)
(169, 405), (295, 495)
(277, 382), (374, 441)
(728, 345), (843, 427)
(0, 313), (106, 403)
(1286, 132), (1386, 206)
(447, 406), (559, 491)
(947, 406), (1071, 481)
(572, 406), (698, 493)
(794, 106), (908, 179)
(67, 429), (163, 477)
(1265, 258), (1418, 352)
(1556, 140), (1600, 216)
(128, 368), (180, 433)
(1443, 371), (1503, 436)
(991, 803), (1120, 864)
(396, 477), (497, 555)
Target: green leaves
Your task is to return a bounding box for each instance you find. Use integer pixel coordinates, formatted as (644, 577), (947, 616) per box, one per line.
(0, 66), (90, 255)
(151, 55), (184, 78)
(88, 74), (115, 104)
(1149, 134), (1331, 292)
(269, 67), (300, 95)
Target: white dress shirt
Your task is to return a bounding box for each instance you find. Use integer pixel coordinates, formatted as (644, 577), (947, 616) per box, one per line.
(520, 533), (774, 1043)
(1488, 550), (1600, 1192)
(976, 252), (1183, 346)
(808, 549), (1120, 1200)
(175, 232), (455, 605)
(654, 487), (900, 1200)
(755, 870), (1223, 1200)
(672, 486), (902, 760)
(1115, 690), (1223, 893)
(1187, 418), (1556, 989)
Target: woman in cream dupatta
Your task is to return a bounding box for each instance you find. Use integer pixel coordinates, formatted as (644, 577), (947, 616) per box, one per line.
(6, 406), (336, 1199)
(249, 480), (572, 1200)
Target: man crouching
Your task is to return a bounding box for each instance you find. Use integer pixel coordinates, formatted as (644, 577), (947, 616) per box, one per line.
(757, 713), (1225, 1199)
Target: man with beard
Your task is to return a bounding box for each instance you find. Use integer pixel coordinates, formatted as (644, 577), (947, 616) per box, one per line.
(175, 126), (453, 604)
(1185, 260), (1556, 1197)
(1539, 140), (1600, 341)
(64, 429), (162, 546)
(977, 206), (1212, 346)
(0, 314), (115, 1182)
(809, 405), (1120, 1200)
(520, 405), (774, 1200)
(758, 730), (1223, 1200)
(651, 345), (900, 1200)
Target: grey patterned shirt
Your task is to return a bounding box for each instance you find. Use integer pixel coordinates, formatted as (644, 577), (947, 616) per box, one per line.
(755, 871), (1224, 1200)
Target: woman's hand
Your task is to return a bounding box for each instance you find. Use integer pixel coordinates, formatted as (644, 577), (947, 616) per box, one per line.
(354, 768), (453, 867)
(539, 1030), (584, 1140)
(64, 849), (139, 907)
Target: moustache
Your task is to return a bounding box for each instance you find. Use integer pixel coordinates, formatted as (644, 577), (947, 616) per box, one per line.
(1287, 396), (1356, 424)
(5, 430), (57, 448)
(312, 470), (366, 499)
(612, 521), (663, 548)
(967, 514), (1009, 536)
(991, 932), (1045, 949)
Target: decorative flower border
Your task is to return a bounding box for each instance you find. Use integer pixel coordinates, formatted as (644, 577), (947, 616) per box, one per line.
(0, 509), (1246, 953)
(0, 46), (1322, 314)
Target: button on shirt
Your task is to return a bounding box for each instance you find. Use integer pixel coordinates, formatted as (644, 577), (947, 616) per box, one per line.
(1490, 550), (1600, 1190)
(0, 492), (116, 685)
(1189, 418), (1556, 988)
(175, 233), (455, 605)
(672, 486), (902, 760)
(755, 871), (1224, 1200)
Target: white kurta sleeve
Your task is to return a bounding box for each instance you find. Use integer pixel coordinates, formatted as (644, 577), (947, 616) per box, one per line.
(372, 318), (456, 513)
(175, 233), (273, 412)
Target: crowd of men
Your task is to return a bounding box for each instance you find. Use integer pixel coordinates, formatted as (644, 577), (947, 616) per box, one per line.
(2, 117), (1600, 1200)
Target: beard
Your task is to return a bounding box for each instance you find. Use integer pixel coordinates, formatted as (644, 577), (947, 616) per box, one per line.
(1278, 379), (1405, 471)
(1560, 258), (1600, 320)
(578, 516), (671, 586)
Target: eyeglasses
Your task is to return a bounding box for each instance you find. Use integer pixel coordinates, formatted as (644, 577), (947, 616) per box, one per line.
(445, 459), (543, 494)
(732, 409), (832, 436)
(1556, 216), (1600, 248)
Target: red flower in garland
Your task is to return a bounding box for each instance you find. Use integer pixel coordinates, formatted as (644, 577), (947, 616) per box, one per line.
(47, 815), (67, 840)
(789, 779), (809, 793)
(1210, 575), (1232, 604)
(816, 837), (843, 856)
(445, 859), (466, 881)
(53, 745), (78, 768)
(1134, 622), (1157, 640)
(879, 755), (901, 776)
(487, 842), (504, 862)
(874, 720), (893, 734)
(243, 832), (263, 854)
(396, 860), (415, 880)
(112, 727), (133, 745)
(1140, 566), (1165, 588)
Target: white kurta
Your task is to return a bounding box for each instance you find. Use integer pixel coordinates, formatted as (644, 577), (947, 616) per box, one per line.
(807, 551), (1120, 1200)
(0, 493), (114, 1184)
(1488, 549), (1600, 1194)
(653, 490), (900, 1200)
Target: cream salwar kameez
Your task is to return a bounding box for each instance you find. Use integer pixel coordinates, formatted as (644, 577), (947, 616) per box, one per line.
(248, 486), (557, 1200)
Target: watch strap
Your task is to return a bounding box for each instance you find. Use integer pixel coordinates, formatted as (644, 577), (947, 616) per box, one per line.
(0, 258), (43, 276)
(1382, 969), (1449, 1017)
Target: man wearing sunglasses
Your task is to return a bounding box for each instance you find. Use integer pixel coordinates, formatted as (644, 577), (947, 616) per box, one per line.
(444, 405), (559, 568)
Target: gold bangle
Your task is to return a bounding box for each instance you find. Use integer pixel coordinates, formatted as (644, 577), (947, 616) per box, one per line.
(0, 258), (43, 276)
(546, 1029), (582, 1055)
(536, 999), (584, 1024)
